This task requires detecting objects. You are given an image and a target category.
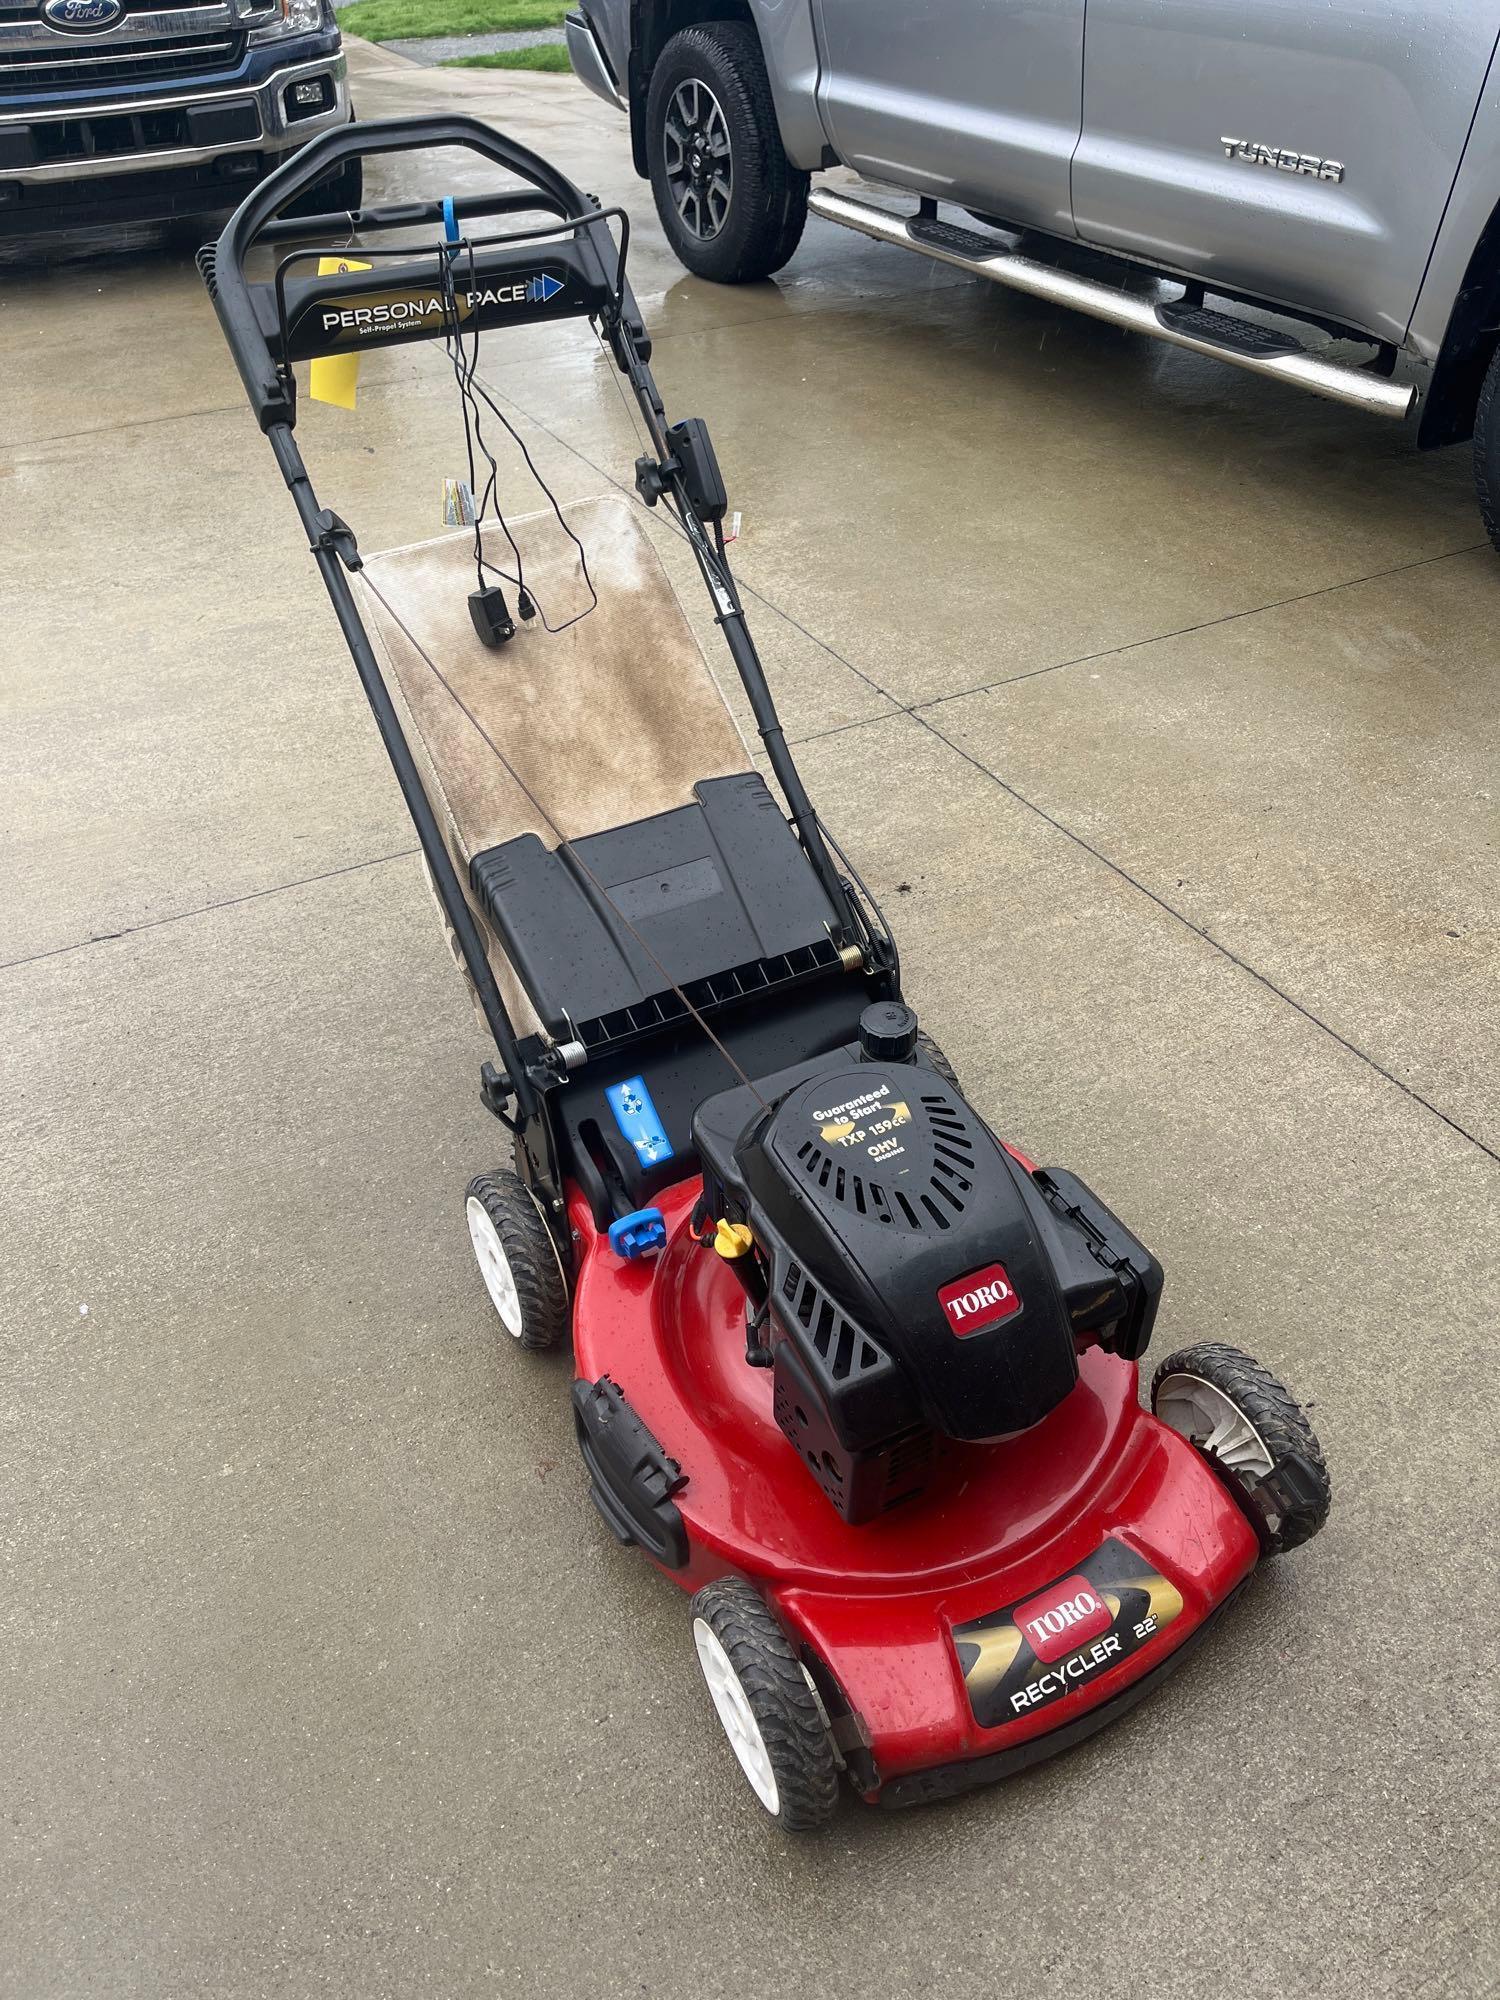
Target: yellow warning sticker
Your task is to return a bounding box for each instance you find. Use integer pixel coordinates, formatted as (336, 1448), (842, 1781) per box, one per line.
(814, 1081), (912, 1160)
(308, 255), (370, 409)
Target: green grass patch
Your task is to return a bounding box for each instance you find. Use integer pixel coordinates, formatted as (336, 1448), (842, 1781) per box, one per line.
(339, 0), (566, 44)
(442, 40), (572, 69)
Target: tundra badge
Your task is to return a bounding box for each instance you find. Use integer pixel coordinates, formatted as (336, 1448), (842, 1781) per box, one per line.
(1220, 136), (1344, 183)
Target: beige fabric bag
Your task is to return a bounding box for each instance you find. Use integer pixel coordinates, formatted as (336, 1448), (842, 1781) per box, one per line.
(353, 494), (752, 1030)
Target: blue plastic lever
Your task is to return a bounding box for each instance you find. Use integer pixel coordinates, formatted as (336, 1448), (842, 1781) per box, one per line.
(608, 1208), (667, 1260)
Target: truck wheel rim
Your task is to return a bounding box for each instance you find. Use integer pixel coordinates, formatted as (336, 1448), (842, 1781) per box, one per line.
(692, 1618), (780, 1814)
(1154, 1372), (1274, 1477)
(465, 1196), (523, 1338)
(663, 79), (732, 240)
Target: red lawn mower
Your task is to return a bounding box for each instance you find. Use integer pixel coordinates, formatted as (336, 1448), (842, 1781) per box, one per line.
(206, 118), (1331, 1827)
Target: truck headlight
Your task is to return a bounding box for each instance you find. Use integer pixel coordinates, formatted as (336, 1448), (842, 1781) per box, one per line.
(247, 0), (327, 42)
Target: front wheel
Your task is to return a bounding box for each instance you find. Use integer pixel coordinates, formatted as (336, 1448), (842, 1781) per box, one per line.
(1151, 1341), (1330, 1554)
(645, 23), (808, 283)
(690, 1579), (839, 1828)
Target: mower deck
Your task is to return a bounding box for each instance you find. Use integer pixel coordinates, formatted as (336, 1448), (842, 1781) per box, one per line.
(571, 1179), (1261, 1804)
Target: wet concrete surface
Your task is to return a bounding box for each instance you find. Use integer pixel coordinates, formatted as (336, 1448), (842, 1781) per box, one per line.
(2, 38), (1497, 2000)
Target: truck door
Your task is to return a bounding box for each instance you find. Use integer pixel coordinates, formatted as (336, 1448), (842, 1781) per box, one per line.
(811, 0), (1086, 236)
(1072, 2), (1500, 343)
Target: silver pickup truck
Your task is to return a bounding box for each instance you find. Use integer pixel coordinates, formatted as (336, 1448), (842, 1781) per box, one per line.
(566, 1), (1500, 543)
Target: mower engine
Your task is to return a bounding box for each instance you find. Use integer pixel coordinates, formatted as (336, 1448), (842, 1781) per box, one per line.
(694, 1021), (1164, 1524)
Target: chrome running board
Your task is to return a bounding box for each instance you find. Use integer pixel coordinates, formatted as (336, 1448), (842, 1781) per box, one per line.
(807, 188), (1417, 420)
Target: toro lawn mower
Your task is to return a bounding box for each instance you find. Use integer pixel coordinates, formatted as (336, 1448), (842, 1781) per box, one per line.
(204, 118), (1331, 1826)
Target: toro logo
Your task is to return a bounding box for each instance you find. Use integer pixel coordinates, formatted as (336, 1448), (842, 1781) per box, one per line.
(938, 1261), (1021, 1337)
(1013, 1575), (1113, 1664)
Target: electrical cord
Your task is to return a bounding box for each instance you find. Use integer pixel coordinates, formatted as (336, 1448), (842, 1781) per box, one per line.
(466, 369), (599, 631)
(438, 248), (525, 589)
(437, 240), (598, 636)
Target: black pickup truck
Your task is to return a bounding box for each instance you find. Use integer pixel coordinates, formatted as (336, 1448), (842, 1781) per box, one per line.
(0, 0), (358, 234)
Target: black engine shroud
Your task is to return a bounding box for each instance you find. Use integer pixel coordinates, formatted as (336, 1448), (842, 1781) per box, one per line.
(694, 1046), (1163, 1524)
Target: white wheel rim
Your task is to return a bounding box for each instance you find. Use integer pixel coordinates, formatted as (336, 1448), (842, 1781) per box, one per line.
(693, 1617), (780, 1816)
(1154, 1372), (1274, 1477)
(466, 1196), (523, 1339)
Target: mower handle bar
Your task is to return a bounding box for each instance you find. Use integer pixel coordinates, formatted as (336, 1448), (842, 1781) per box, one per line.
(256, 185), (566, 244)
(209, 115), (619, 430)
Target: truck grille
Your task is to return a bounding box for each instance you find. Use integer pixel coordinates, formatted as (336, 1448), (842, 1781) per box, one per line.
(0, 33), (244, 91)
(0, 1), (245, 93)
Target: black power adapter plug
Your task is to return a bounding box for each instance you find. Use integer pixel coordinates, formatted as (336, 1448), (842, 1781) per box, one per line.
(469, 584), (516, 649)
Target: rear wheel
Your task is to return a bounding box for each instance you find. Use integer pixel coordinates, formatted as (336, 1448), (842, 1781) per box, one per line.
(645, 23), (808, 283)
(1151, 1341), (1330, 1554)
(690, 1578), (839, 1828)
(916, 1029), (962, 1091)
(464, 1169), (568, 1351)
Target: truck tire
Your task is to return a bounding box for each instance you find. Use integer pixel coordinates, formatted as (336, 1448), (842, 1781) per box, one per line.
(645, 22), (808, 283)
(1474, 342), (1500, 552)
(285, 153), (363, 221)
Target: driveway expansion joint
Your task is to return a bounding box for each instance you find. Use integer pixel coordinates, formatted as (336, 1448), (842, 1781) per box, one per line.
(0, 847), (420, 975)
(915, 706), (1500, 1170)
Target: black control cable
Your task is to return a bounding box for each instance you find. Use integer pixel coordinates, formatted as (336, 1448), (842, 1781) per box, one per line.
(438, 239), (598, 636)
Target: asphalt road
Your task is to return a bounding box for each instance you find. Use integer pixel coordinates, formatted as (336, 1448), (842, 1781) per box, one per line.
(3, 39), (1496, 2000)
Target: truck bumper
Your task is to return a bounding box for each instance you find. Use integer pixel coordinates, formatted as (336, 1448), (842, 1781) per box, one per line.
(0, 43), (348, 230)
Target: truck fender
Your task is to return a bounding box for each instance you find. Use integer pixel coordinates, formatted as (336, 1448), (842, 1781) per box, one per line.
(624, 0), (832, 177)
(1410, 43), (1500, 449)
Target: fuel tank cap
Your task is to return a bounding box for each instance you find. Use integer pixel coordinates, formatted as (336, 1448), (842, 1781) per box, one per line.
(859, 1001), (919, 1063)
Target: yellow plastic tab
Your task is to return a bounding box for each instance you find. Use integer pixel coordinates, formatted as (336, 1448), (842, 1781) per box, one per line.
(308, 255), (370, 409)
(712, 1219), (755, 1260)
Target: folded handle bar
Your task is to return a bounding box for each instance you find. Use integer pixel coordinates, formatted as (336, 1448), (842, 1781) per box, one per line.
(207, 115), (623, 430)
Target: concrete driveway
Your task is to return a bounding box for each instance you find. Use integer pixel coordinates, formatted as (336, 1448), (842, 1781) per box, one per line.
(3, 38), (1496, 2000)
